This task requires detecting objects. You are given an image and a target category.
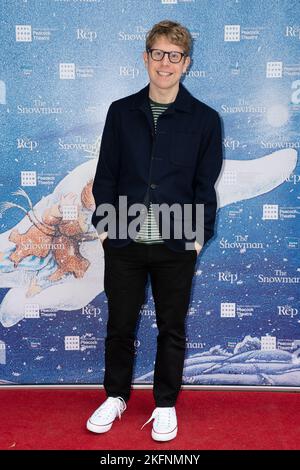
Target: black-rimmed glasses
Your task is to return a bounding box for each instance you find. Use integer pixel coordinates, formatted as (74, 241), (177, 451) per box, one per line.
(147, 48), (187, 64)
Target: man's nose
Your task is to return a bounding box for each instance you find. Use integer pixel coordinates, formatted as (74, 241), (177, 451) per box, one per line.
(162, 53), (171, 65)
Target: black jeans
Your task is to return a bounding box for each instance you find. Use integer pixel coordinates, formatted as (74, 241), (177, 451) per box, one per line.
(102, 239), (197, 407)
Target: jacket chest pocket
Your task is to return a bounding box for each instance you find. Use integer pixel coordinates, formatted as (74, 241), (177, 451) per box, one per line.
(169, 131), (199, 167)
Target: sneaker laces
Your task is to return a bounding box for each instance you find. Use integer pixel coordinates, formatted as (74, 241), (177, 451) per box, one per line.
(95, 396), (127, 420)
(140, 407), (173, 430)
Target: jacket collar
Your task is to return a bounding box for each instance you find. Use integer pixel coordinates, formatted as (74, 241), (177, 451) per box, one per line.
(130, 81), (193, 114)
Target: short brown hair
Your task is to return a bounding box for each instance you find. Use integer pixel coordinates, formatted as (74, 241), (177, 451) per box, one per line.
(146, 20), (192, 56)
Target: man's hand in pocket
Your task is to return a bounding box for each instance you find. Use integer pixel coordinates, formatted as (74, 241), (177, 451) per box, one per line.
(194, 241), (202, 255)
(99, 232), (108, 244)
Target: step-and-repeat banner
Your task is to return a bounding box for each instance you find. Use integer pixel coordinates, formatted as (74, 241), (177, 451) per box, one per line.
(0, 0), (299, 387)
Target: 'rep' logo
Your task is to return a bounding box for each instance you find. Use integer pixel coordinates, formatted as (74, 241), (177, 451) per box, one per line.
(17, 138), (38, 151)
(278, 305), (298, 318)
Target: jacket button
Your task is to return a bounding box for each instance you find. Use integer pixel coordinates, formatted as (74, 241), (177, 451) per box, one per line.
(150, 183), (157, 189)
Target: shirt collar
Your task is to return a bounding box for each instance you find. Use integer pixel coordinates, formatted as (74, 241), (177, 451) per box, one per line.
(130, 82), (193, 114)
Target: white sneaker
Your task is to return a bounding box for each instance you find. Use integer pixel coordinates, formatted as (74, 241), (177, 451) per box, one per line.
(86, 396), (127, 434)
(141, 407), (178, 442)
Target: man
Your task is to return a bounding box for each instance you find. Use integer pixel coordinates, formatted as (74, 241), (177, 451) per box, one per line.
(87, 20), (223, 442)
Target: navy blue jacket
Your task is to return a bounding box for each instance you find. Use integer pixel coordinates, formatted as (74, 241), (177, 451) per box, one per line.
(91, 82), (223, 252)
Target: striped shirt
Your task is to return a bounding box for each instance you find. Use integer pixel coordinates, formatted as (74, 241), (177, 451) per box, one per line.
(133, 98), (171, 244)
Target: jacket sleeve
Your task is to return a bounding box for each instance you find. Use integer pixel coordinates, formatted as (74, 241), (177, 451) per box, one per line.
(91, 102), (120, 233)
(193, 110), (223, 247)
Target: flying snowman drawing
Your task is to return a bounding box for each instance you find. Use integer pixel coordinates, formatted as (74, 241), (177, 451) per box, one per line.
(0, 130), (297, 327)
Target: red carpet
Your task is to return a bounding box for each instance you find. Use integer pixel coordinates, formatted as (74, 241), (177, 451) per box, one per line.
(0, 389), (299, 450)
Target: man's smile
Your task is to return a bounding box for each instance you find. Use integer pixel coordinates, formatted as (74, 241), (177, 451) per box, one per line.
(157, 71), (173, 76)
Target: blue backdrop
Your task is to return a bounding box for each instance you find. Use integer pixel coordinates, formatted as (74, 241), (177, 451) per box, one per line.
(0, 0), (299, 387)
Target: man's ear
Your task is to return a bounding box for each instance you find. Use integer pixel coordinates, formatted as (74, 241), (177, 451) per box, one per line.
(143, 51), (148, 67)
(183, 56), (191, 73)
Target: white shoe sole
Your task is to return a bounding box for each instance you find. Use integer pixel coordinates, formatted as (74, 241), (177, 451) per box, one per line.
(86, 419), (113, 434)
(152, 426), (178, 442)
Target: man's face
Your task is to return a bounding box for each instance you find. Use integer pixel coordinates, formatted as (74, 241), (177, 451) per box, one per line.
(143, 35), (190, 94)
